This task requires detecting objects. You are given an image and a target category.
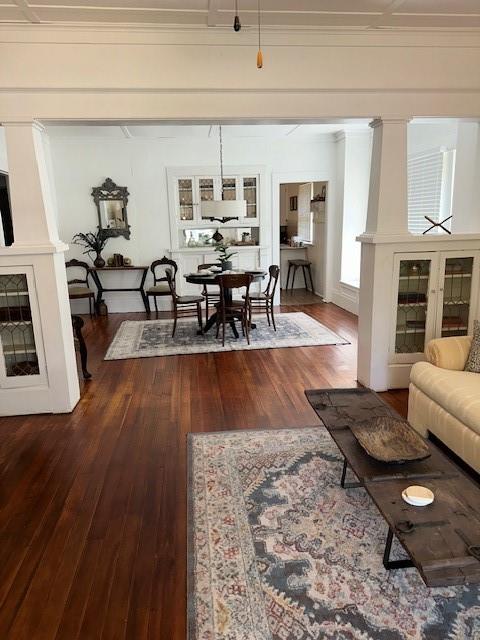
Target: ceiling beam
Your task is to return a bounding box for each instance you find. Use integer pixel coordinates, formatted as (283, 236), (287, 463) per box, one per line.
(207, 0), (221, 27)
(13, 0), (40, 23)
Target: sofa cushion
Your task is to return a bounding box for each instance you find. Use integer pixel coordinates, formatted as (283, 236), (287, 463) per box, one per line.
(465, 320), (480, 373)
(425, 335), (472, 371)
(410, 361), (480, 437)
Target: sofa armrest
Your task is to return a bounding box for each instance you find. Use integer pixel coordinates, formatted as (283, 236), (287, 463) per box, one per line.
(425, 336), (472, 370)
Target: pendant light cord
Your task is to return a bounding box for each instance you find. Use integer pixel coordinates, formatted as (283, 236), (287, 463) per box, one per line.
(219, 125), (224, 200)
(258, 0), (261, 50)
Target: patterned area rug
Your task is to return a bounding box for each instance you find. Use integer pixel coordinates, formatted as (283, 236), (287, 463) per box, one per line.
(188, 427), (480, 639)
(105, 312), (348, 360)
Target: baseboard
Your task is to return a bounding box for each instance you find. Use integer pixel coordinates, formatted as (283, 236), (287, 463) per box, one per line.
(331, 285), (359, 316)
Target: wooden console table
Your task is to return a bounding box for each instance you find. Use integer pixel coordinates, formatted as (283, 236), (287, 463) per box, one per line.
(88, 266), (150, 313)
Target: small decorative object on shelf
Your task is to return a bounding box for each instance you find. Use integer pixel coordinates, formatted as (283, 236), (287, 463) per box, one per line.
(212, 229), (224, 243)
(214, 242), (237, 271)
(72, 230), (109, 268)
(423, 215), (452, 235)
(123, 257), (132, 266)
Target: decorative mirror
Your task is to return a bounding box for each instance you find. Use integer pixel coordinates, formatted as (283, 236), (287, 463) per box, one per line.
(92, 178), (130, 240)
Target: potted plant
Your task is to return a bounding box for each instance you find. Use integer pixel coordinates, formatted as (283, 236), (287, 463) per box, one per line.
(214, 242), (237, 271)
(72, 230), (109, 267)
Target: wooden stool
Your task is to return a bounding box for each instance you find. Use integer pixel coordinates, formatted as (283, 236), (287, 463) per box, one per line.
(286, 259), (314, 293)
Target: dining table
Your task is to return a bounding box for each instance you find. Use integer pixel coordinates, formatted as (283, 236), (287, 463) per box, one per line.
(184, 268), (266, 337)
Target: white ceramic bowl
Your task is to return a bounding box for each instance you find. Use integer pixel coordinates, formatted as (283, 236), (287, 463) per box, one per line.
(402, 485), (434, 507)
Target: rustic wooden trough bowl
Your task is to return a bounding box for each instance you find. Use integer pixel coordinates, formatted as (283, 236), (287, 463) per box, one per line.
(350, 416), (431, 464)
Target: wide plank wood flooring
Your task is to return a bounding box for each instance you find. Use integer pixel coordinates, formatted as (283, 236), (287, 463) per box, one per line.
(0, 302), (408, 639)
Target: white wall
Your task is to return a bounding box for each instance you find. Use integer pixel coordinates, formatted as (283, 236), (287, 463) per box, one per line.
(341, 132), (372, 288)
(0, 127), (8, 173)
(330, 133), (372, 316)
(50, 131), (338, 311)
(408, 120), (480, 233)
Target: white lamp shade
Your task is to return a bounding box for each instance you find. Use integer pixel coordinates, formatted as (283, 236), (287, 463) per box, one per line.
(201, 199), (247, 218)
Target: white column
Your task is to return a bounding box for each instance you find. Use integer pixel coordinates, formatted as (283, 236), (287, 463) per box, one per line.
(4, 122), (61, 248)
(0, 121), (79, 414)
(365, 118), (410, 236)
(357, 118), (410, 390)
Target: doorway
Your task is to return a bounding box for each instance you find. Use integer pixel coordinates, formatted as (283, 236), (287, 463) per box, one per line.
(279, 181), (327, 305)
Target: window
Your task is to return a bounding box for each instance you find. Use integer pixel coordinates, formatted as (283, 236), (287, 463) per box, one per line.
(408, 149), (456, 234)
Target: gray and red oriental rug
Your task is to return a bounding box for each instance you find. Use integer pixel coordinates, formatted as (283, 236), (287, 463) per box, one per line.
(188, 426), (480, 640)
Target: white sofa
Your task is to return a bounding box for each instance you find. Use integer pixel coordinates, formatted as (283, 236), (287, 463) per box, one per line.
(408, 335), (480, 474)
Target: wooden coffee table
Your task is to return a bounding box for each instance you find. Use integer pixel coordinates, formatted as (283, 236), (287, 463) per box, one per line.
(328, 424), (480, 587)
(311, 390), (480, 588)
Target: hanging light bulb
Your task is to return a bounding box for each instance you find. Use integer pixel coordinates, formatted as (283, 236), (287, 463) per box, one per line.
(257, 0), (263, 68)
(233, 0), (241, 31)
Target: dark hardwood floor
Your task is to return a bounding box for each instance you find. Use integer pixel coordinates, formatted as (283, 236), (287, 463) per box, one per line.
(0, 302), (408, 640)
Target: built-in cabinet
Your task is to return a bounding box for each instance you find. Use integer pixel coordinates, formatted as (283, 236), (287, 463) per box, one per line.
(390, 250), (480, 366)
(0, 266), (47, 389)
(173, 174), (259, 225)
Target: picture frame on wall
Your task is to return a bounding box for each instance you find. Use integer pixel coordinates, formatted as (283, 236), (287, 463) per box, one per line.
(289, 196), (298, 211)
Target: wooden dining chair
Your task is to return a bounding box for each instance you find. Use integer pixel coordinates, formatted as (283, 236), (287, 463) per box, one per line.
(198, 262), (221, 319)
(165, 268), (203, 338)
(147, 257), (178, 315)
(215, 273), (253, 347)
(245, 264), (280, 331)
(66, 259), (95, 317)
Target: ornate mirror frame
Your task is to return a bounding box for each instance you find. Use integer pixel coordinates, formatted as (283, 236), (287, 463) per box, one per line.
(92, 177), (131, 240)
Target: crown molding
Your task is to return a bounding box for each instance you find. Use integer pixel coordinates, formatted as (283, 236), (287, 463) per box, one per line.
(1, 23), (480, 48)
(1, 87), (480, 96)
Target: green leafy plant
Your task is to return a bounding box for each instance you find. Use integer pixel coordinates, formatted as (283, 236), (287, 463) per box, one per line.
(214, 242), (238, 264)
(72, 230), (108, 257)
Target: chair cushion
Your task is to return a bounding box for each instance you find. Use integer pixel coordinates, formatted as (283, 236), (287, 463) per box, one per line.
(177, 295), (204, 304)
(288, 259), (310, 266)
(410, 361), (480, 436)
(68, 286), (94, 297)
(148, 283), (170, 294)
(245, 292), (267, 300)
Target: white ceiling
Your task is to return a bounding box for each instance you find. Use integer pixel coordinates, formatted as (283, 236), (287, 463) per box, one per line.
(45, 123), (372, 140)
(2, 0), (480, 29)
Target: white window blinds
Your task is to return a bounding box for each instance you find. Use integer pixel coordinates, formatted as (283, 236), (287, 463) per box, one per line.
(407, 149), (455, 234)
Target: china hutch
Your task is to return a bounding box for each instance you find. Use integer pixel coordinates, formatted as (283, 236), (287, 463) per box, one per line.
(167, 166), (267, 296)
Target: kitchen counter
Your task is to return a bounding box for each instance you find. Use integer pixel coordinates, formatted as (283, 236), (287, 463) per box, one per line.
(280, 245), (309, 250)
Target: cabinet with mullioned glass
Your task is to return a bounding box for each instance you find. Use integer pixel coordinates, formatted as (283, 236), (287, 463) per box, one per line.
(390, 251), (480, 365)
(0, 267), (46, 388)
(174, 174), (259, 224)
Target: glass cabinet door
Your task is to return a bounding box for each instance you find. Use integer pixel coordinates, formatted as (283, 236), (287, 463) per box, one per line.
(177, 178), (194, 221)
(198, 178), (215, 203)
(439, 256), (474, 337)
(243, 177), (257, 219)
(394, 259), (432, 355)
(222, 177), (237, 201)
(0, 273), (40, 378)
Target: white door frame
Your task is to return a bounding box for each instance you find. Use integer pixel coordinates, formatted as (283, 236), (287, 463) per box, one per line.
(271, 171), (333, 306)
